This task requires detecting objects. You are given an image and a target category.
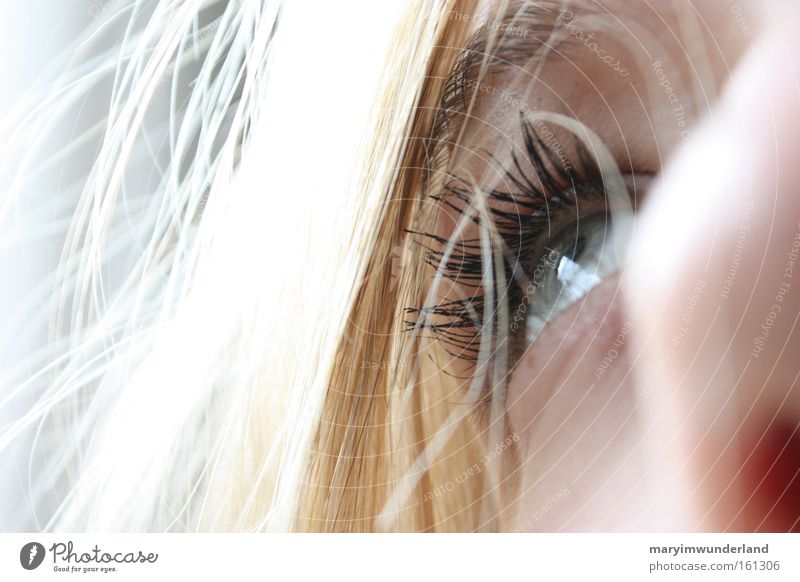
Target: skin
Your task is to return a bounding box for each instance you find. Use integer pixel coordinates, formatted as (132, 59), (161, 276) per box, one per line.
(623, 3), (800, 532)
(431, 0), (800, 531)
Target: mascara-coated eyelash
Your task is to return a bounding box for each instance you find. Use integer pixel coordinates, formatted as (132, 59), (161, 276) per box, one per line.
(404, 113), (608, 364)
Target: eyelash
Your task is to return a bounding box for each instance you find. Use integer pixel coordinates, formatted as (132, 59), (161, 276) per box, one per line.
(404, 113), (608, 364)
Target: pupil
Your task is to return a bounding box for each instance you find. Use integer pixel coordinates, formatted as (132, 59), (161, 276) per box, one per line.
(564, 235), (585, 262)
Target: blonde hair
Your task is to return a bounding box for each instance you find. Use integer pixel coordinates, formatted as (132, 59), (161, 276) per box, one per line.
(299, 0), (506, 532)
(1, 0), (532, 532)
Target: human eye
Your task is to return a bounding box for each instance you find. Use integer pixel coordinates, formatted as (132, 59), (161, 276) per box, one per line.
(506, 121), (650, 349)
(407, 106), (647, 370)
(390, 0), (757, 533)
(401, 1), (673, 375)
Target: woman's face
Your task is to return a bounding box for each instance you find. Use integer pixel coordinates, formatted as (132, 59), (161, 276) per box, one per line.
(498, 0), (752, 532)
(417, 0), (800, 531)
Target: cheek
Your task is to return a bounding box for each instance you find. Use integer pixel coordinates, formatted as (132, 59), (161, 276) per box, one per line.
(502, 274), (668, 531)
(506, 273), (633, 443)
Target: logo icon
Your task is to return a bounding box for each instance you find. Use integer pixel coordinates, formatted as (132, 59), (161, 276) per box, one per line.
(20, 542), (46, 570)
